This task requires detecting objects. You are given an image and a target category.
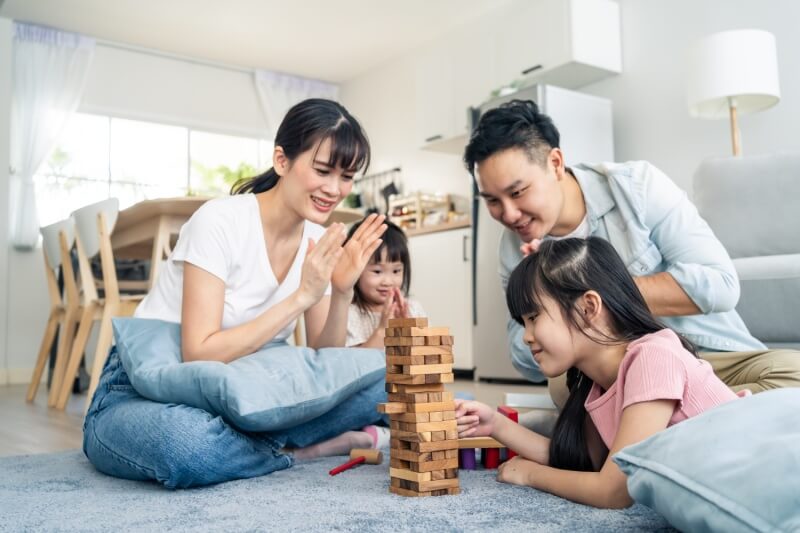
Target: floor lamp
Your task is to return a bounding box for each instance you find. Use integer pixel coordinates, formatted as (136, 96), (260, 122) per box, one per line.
(687, 29), (781, 156)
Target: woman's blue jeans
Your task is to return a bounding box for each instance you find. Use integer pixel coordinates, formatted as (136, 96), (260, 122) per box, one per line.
(83, 347), (387, 488)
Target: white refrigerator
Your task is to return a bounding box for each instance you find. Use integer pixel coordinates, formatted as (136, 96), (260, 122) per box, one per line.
(470, 84), (614, 381)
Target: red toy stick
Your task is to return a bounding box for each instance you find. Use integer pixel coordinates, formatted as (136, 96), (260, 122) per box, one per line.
(329, 456), (366, 476)
(328, 448), (383, 476)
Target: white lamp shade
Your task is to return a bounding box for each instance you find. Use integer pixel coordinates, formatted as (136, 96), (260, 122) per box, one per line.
(687, 29), (780, 119)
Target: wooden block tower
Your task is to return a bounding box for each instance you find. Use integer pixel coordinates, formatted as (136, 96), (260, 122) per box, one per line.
(378, 317), (460, 497)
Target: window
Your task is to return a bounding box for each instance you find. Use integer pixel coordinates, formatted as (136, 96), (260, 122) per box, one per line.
(34, 113), (271, 226)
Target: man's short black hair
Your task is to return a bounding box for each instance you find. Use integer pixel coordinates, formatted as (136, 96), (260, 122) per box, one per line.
(463, 99), (561, 176)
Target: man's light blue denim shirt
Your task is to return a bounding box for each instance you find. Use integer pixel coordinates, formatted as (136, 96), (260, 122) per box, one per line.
(499, 161), (765, 383)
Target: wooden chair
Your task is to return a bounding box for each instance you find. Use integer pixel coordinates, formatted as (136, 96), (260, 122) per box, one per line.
(26, 219), (76, 403)
(54, 199), (144, 410)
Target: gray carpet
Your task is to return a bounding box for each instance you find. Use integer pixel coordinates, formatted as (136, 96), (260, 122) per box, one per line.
(0, 450), (675, 532)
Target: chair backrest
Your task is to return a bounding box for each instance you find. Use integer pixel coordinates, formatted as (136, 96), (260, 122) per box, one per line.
(71, 198), (120, 259)
(40, 218), (75, 271)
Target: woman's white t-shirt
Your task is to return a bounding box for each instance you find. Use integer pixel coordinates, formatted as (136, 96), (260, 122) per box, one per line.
(135, 194), (328, 343)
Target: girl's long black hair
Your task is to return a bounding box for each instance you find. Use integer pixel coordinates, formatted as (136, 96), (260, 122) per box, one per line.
(346, 219), (411, 314)
(231, 98), (370, 194)
(506, 237), (697, 472)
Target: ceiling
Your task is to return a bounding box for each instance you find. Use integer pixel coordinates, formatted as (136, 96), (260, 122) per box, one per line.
(0, 0), (507, 82)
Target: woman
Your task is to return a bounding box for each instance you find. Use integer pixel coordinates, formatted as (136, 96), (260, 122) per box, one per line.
(84, 98), (389, 488)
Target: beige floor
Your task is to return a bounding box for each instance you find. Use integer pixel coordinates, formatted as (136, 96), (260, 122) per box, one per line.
(0, 379), (548, 457)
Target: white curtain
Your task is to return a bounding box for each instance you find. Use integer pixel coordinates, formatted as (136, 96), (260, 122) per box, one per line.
(254, 70), (339, 139)
(9, 22), (94, 250)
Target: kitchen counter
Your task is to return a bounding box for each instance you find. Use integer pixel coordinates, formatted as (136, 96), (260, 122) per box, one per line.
(404, 219), (471, 237)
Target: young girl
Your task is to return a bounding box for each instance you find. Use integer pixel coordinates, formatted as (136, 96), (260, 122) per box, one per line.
(84, 99), (391, 488)
(456, 237), (746, 508)
(344, 219), (426, 348)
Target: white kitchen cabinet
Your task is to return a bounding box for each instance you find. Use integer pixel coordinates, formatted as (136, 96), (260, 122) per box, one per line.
(407, 227), (473, 371)
(496, 0), (621, 89)
(414, 45), (457, 149)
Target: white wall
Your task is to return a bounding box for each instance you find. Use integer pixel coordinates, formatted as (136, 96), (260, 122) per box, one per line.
(0, 33), (269, 383)
(343, 0), (799, 199)
(582, 0), (800, 192)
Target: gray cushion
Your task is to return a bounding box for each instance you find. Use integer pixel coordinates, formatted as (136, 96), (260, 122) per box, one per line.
(693, 153), (800, 259)
(734, 255), (800, 343)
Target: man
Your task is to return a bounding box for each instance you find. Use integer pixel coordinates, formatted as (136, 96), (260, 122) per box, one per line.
(464, 99), (799, 404)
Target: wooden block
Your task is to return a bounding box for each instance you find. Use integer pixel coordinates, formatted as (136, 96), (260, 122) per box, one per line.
(445, 430), (458, 440)
(397, 327), (450, 337)
(431, 431), (446, 442)
(413, 458), (459, 472)
(387, 391), (429, 403)
(445, 468), (459, 479)
(387, 317), (428, 327)
(391, 449), (432, 462)
(458, 436), (505, 449)
(428, 392), (442, 402)
(386, 345), (452, 356)
(400, 420), (456, 433)
(430, 412), (444, 422)
(389, 420), (401, 430)
(410, 439), (460, 453)
(427, 373), (454, 384)
(386, 373), (454, 385)
(390, 467), (431, 482)
(407, 401), (454, 413)
(396, 430), (433, 443)
(441, 391), (454, 401)
(423, 336), (441, 345)
(386, 355), (427, 366)
(405, 363), (453, 376)
(386, 364), (404, 374)
(385, 373), (427, 385)
(384, 336), (425, 347)
(389, 486), (432, 498)
(440, 336), (454, 346)
(445, 449), (458, 459)
(431, 451), (445, 461)
(431, 469), (446, 481)
(402, 478), (460, 492)
(390, 457), (410, 470)
(385, 382), (445, 393)
(377, 402), (407, 414)
(390, 412), (429, 423)
(443, 411), (455, 421)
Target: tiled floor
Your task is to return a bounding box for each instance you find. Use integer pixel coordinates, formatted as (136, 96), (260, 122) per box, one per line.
(0, 379), (548, 457)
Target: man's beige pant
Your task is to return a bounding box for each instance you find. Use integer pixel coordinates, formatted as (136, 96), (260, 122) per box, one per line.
(547, 349), (800, 410)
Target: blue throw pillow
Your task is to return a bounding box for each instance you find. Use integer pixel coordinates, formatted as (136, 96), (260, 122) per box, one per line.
(112, 318), (386, 432)
(613, 389), (800, 533)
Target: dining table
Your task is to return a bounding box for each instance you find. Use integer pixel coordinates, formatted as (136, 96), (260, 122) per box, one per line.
(111, 196), (365, 289)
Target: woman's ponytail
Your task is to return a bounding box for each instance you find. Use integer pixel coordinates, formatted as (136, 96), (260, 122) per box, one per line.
(230, 168), (280, 195)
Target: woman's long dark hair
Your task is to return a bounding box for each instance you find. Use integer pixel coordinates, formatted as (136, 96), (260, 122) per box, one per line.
(506, 237), (697, 472)
(346, 219), (411, 313)
(231, 98), (370, 194)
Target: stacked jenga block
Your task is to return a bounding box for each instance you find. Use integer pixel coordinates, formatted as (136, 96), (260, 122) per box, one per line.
(378, 317), (460, 497)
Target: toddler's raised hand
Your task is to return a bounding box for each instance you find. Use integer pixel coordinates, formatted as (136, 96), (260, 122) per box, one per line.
(454, 399), (496, 438)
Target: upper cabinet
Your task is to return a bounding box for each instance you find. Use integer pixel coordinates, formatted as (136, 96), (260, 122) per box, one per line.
(496, 0), (622, 89)
(414, 0), (621, 153)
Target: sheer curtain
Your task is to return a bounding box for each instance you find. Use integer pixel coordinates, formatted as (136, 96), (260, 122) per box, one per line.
(10, 22), (94, 250)
(253, 70), (339, 139)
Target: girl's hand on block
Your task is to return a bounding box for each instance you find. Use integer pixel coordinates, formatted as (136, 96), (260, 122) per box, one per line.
(497, 456), (540, 486)
(454, 399), (496, 438)
(331, 213), (387, 294)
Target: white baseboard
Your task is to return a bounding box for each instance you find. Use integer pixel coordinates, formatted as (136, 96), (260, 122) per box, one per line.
(0, 367), (39, 386)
